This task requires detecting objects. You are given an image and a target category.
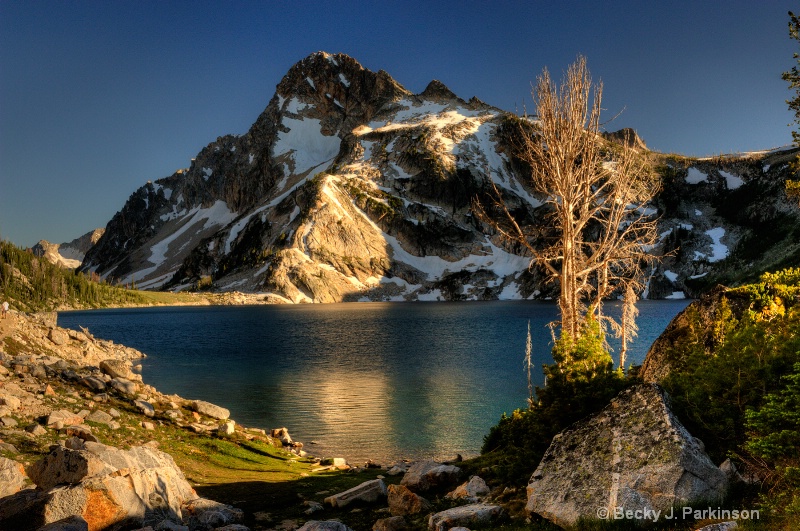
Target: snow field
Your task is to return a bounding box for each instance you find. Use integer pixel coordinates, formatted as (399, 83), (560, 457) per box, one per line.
(274, 116), (340, 175)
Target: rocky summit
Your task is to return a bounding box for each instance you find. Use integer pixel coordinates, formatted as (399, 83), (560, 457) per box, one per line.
(32, 229), (105, 270)
(78, 51), (800, 302)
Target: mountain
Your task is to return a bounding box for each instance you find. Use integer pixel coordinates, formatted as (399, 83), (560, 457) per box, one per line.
(646, 147), (800, 298)
(80, 52), (800, 302)
(32, 228), (105, 269)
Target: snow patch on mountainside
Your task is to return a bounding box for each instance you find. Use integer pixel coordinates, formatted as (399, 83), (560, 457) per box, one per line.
(284, 97), (310, 114)
(384, 232), (529, 282)
(705, 227), (729, 262)
(665, 291), (686, 299)
(274, 116), (340, 174)
(686, 168), (708, 184)
(719, 170), (744, 189)
(121, 200), (237, 288)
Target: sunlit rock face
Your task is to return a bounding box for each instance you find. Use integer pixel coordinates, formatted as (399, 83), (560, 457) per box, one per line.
(80, 51), (800, 302)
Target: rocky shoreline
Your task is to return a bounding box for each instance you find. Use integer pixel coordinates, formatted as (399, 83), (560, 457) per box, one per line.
(0, 307), (757, 531)
(0, 310), (261, 529)
(0, 310), (510, 531)
(0, 310), (333, 529)
(52, 290), (290, 312)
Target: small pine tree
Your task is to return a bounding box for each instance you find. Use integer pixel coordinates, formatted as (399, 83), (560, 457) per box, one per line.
(783, 10), (800, 203)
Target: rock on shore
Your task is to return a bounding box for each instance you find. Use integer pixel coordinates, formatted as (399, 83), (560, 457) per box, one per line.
(0, 311), (290, 530)
(525, 384), (729, 528)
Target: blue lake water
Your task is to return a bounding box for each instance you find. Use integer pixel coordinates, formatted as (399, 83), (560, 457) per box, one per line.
(58, 300), (689, 464)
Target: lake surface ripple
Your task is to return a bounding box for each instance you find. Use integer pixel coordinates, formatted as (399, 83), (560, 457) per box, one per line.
(59, 300), (689, 463)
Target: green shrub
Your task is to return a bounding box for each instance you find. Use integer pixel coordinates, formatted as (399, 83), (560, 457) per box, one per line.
(479, 312), (636, 485)
(654, 269), (800, 524)
(745, 362), (800, 520)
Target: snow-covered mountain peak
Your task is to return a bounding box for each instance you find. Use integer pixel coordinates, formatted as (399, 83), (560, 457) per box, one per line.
(79, 53), (800, 302)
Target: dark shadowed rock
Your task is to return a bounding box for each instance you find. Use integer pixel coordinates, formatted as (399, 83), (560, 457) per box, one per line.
(373, 515), (408, 531)
(37, 515), (89, 531)
(79, 376), (106, 392)
(297, 521), (355, 531)
(525, 384), (728, 528)
(694, 522), (738, 531)
(212, 525), (251, 531)
(640, 286), (738, 382)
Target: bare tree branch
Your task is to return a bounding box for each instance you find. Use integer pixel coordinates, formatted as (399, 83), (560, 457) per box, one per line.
(477, 56), (661, 370)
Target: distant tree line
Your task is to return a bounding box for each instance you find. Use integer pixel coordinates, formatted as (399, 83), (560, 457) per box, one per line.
(0, 240), (149, 312)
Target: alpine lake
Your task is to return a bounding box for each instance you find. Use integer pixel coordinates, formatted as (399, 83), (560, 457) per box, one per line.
(58, 299), (689, 464)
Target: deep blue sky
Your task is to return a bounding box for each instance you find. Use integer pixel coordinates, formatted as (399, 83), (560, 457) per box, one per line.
(0, 1), (796, 247)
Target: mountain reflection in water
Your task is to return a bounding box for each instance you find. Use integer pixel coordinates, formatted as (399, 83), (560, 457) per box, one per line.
(59, 300), (689, 463)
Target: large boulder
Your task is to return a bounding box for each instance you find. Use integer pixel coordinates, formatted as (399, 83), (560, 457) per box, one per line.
(400, 460), (462, 493)
(190, 400), (230, 420)
(1, 441), (198, 531)
(446, 475), (490, 502)
(387, 484), (432, 516)
(46, 409), (85, 427)
(324, 478), (387, 508)
(99, 359), (133, 380)
(525, 384), (729, 528)
(428, 503), (505, 531)
(0, 456), (28, 497)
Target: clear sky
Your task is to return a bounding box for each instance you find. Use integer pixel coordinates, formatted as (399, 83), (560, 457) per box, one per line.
(0, 0), (796, 247)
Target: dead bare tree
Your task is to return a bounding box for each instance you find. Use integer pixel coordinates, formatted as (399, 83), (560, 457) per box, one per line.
(525, 320), (533, 408)
(478, 56), (659, 372)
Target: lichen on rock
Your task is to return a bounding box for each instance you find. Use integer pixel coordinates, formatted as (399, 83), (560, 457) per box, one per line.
(525, 384), (728, 528)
